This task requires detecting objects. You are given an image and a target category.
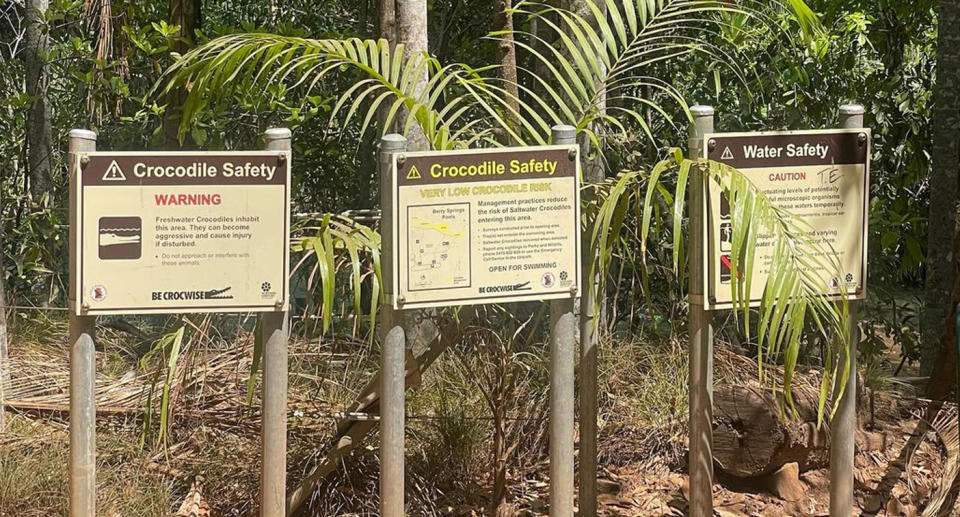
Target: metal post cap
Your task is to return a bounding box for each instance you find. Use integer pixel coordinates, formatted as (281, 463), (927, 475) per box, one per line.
(551, 124), (577, 143)
(380, 133), (407, 151)
(264, 127), (292, 140)
(839, 104), (865, 115)
(69, 129), (98, 140)
(690, 105), (715, 117)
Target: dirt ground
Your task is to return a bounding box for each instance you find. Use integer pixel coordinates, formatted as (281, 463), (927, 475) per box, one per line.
(2, 332), (959, 516)
(590, 393), (956, 516)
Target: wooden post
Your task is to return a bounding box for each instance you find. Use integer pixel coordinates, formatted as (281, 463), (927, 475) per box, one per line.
(687, 106), (715, 517)
(550, 125), (577, 517)
(0, 221), (8, 432)
(829, 104), (864, 517)
(379, 133), (408, 517)
(261, 128), (291, 517)
(578, 146), (602, 517)
(69, 128), (98, 517)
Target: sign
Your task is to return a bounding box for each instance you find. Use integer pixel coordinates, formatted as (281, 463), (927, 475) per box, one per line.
(392, 146), (580, 309)
(75, 152), (291, 315)
(703, 129), (871, 308)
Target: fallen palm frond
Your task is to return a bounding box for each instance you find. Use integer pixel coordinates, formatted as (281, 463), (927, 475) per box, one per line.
(175, 475), (210, 517)
(914, 404), (960, 516)
(4, 343), (149, 412)
(4, 318), (951, 515)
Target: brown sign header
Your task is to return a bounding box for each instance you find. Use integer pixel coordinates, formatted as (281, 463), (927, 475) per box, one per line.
(706, 131), (869, 168)
(396, 147), (576, 186)
(80, 152), (289, 187)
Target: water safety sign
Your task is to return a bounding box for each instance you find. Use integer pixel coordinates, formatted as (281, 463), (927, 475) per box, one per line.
(392, 146), (581, 309)
(703, 129), (871, 308)
(75, 152), (290, 315)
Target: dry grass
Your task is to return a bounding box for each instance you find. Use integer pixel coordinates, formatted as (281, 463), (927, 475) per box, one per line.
(599, 336), (690, 467)
(0, 415), (172, 516)
(0, 312), (752, 515)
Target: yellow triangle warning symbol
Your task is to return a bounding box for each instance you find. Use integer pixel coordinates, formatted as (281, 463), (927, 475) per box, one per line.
(102, 160), (127, 181)
(406, 165), (422, 180)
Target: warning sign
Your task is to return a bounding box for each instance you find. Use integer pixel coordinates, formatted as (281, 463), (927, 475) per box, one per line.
(75, 152), (291, 315)
(702, 129), (870, 308)
(392, 146), (580, 309)
(102, 160), (127, 180)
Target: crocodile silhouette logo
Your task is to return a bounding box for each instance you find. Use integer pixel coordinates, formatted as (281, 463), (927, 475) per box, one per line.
(204, 287), (234, 299)
(99, 217), (141, 260)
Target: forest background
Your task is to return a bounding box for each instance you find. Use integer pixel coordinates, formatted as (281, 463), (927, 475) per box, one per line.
(0, 0), (951, 515)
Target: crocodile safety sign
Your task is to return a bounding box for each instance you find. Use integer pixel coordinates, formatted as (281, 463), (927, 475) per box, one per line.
(392, 146), (580, 309)
(703, 129), (871, 308)
(75, 152), (290, 315)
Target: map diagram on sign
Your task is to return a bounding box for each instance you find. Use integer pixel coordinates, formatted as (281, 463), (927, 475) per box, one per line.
(407, 204), (470, 291)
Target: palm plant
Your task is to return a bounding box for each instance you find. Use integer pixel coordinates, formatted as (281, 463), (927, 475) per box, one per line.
(157, 0), (850, 419)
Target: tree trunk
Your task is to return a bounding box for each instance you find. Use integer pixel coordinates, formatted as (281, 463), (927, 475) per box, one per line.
(352, 0), (394, 209)
(164, 0), (202, 149)
(562, 4), (606, 515)
(0, 229), (8, 432)
(921, 0), (960, 375)
(396, 0), (429, 151)
(394, 0), (437, 354)
(565, 0), (605, 183)
(379, 0), (396, 41)
(713, 383), (830, 478)
(377, 0), (397, 135)
(488, 8), (521, 514)
(493, 0), (519, 144)
(24, 0), (53, 198)
(490, 346), (515, 517)
(925, 214), (960, 400)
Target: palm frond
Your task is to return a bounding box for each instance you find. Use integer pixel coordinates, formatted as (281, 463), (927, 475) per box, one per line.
(590, 152), (850, 422)
(156, 35), (488, 149)
(156, 0), (843, 413)
(139, 324), (186, 449)
(473, 0), (820, 146)
(291, 214), (382, 338)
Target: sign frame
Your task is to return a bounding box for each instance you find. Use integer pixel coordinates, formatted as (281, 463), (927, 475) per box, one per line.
(74, 150), (292, 316)
(701, 128), (871, 309)
(389, 145), (582, 310)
